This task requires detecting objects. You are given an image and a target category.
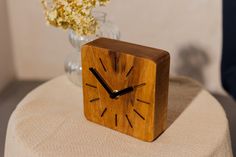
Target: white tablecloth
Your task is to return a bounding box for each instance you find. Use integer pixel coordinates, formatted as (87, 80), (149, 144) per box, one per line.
(5, 76), (233, 157)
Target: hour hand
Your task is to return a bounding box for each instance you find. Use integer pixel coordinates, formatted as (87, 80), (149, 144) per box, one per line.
(112, 87), (134, 98)
(89, 68), (113, 95)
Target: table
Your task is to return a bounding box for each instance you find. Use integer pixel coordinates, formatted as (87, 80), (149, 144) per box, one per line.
(4, 76), (233, 157)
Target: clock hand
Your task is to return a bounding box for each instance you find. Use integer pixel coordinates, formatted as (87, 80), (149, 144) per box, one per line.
(112, 87), (134, 98)
(89, 68), (114, 95)
(89, 68), (134, 99)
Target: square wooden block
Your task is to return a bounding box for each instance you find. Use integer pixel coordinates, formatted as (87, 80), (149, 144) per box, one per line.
(81, 38), (170, 141)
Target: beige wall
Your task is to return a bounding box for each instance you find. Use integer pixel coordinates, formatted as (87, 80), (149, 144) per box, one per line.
(6, 0), (223, 93)
(0, 0), (15, 91)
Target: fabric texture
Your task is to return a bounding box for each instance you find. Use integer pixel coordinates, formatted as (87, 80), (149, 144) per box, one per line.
(4, 76), (233, 157)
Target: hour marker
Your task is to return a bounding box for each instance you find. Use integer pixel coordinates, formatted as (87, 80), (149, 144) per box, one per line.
(90, 98), (100, 102)
(134, 83), (146, 89)
(101, 108), (107, 117)
(133, 109), (145, 120)
(125, 114), (133, 128)
(126, 66), (134, 77)
(115, 114), (118, 127)
(137, 99), (150, 105)
(99, 58), (107, 72)
(86, 83), (97, 88)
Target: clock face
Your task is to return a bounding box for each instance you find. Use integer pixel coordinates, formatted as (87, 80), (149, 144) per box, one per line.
(82, 46), (157, 141)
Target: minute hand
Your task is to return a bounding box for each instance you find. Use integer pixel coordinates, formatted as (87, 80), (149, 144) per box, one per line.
(89, 68), (113, 95)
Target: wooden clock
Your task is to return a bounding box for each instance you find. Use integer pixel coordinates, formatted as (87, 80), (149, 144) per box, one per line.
(81, 38), (170, 142)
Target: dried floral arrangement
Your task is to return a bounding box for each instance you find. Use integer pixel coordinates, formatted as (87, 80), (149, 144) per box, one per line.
(41, 0), (110, 36)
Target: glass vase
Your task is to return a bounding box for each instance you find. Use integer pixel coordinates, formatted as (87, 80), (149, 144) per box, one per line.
(64, 11), (120, 86)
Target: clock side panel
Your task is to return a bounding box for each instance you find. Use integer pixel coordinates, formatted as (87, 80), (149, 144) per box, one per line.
(81, 45), (157, 141)
(154, 54), (170, 139)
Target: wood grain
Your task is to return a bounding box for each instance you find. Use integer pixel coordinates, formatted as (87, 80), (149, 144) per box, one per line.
(81, 38), (170, 141)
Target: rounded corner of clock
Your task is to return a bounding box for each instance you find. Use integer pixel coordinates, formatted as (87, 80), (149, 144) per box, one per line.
(164, 52), (171, 61)
(143, 133), (163, 142)
(163, 50), (170, 56)
(153, 53), (170, 64)
(139, 134), (156, 142)
(144, 137), (156, 142)
(81, 44), (90, 52)
(83, 110), (91, 121)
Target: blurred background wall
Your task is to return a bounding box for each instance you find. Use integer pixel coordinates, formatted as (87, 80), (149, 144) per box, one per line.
(6, 0), (223, 93)
(0, 0), (15, 91)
